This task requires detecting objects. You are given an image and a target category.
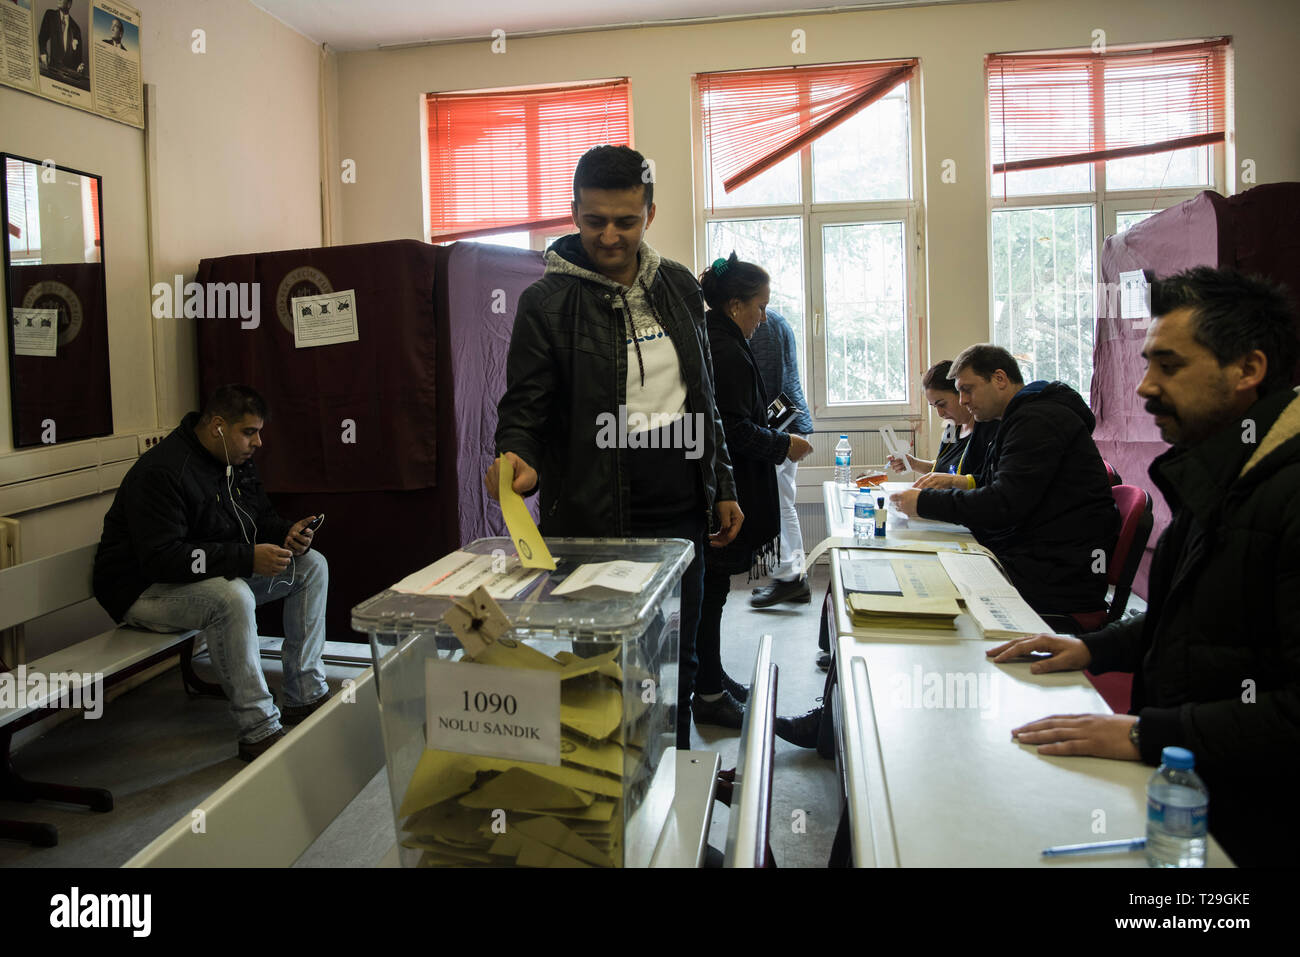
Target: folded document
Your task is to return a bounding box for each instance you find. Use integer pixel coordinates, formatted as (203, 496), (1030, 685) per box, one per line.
(937, 552), (1050, 638)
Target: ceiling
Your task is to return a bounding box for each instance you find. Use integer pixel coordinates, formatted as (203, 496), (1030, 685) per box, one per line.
(249, 0), (981, 51)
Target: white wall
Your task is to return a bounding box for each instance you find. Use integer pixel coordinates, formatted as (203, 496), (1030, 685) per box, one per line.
(334, 0), (1300, 397)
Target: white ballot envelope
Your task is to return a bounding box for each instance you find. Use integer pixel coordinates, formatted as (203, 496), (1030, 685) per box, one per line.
(880, 426), (906, 460)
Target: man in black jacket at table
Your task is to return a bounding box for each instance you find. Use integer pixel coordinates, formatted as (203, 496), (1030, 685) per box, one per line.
(776, 345), (1118, 750)
(890, 344), (1118, 624)
(990, 267), (1300, 866)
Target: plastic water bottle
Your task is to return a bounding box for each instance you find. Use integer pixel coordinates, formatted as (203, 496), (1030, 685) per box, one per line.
(1145, 746), (1208, 868)
(834, 435), (853, 488)
(853, 488), (875, 544)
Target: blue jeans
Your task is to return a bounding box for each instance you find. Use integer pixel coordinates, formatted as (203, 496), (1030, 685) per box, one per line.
(123, 550), (330, 743)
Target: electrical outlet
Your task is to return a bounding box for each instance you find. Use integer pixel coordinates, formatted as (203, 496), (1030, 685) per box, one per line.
(137, 431), (169, 454)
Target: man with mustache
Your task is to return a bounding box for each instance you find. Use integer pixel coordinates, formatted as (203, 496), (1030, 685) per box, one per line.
(988, 266), (1300, 866)
(486, 145), (741, 750)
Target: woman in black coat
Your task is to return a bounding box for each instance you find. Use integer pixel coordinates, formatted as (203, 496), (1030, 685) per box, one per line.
(691, 254), (814, 730)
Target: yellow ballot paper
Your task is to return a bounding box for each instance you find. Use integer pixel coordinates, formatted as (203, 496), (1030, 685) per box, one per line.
(555, 647), (624, 682)
(560, 731), (624, 777)
(513, 815), (614, 867)
(497, 455), (556, 570)
(560, 677), (624, 741)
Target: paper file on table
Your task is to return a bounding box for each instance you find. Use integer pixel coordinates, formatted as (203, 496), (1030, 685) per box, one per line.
(937, 552), (1050, 638)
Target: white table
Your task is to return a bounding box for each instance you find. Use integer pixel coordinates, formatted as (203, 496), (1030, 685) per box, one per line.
(821, 480), (1028, 642)
(819, 481), (1232, 867)
(836, 637), (1231, 867)
(822, 479), (972, 543)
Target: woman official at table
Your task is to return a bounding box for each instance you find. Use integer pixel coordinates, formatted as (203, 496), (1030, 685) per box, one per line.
(692, 254), (813, 729)
(888, 359), (997, 489)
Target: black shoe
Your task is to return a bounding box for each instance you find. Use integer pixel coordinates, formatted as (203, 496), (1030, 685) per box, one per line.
(749, 576), (811, 608)
(280, 690), (333, 725)
(237, 728), (287, 762)
(774, 706), (823, 749)
(815, 651), (832, 671)
(720, 671), (750, 703)
(691, 690), (745, 730)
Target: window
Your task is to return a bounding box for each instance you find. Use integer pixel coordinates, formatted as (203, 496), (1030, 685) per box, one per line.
(5, 156), (43, 261)
(987, 39), (1227, 398)
(437, 230), (532, 251)
(423, 80), (630, 246)
(1115, 210), (1158, 233)
(695, 60), (921, 421)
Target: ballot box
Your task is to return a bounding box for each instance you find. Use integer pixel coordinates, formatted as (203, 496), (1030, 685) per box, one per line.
(353, 537), (692, 868)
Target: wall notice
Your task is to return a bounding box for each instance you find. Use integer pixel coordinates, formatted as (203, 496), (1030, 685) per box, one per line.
(0, 0), (143, 130)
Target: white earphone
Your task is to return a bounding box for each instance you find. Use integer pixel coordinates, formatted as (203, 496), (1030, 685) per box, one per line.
(216, 418), (292, 590)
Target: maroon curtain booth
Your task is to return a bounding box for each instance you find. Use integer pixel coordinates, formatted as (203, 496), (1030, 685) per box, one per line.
(195, 238), (545, 641)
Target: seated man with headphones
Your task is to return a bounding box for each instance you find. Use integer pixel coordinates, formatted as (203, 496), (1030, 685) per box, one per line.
(93, 384), (330, 762)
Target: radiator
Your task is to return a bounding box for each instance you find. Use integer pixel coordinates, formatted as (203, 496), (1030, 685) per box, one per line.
(801, 429), (915, 471)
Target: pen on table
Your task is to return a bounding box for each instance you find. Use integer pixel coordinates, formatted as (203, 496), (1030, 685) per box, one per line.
(1042, 837), (1146, 857)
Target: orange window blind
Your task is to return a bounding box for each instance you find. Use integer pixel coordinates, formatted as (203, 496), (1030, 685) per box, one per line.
(988, 38), (1228, 176)
(697, 59), (917, 196)
(425, 79), (631, 242)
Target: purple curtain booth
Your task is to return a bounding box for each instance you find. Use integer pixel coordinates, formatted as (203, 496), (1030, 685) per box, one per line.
(439, 241), (545, 542)
(1092, 183), (1300, 598)
(6, 261), (112, 446)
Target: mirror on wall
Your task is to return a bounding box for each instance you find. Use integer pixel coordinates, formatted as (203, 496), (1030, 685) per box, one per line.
(2, 152), (112, 448)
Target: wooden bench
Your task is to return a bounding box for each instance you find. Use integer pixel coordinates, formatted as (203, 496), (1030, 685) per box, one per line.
(0, 543), (209, 847)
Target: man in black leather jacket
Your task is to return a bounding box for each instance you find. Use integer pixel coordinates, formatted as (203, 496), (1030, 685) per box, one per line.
(991, 267), (1300, 866)
(93, 385), (330, 762)
(486, 146), (741, 749)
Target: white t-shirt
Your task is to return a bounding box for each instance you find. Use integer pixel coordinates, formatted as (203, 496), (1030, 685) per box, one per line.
(620, 286), (686, 432)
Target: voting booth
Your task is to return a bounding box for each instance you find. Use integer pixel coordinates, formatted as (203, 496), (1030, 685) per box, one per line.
(354, 537), (691, 868)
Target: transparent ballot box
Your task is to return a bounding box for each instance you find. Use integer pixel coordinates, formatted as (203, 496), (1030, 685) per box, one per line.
(353, 537), (691, 868)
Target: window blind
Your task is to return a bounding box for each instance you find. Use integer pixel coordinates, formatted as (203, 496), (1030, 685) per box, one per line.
(425, 80), (631, 242)
(697, 59), (917, 196)
(988, 38), (1228, 176)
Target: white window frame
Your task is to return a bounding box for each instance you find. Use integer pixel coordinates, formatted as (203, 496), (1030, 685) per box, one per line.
(984, 50), (1228, 397)
(692, 73), (927, 431)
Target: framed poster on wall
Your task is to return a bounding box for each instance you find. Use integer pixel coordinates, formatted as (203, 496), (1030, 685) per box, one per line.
(0, 0), (143, 129)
